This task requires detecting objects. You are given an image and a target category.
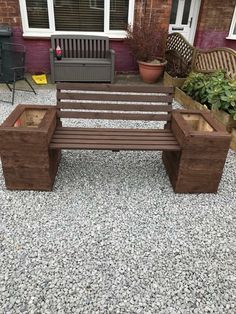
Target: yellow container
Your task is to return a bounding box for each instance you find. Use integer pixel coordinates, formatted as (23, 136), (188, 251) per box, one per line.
(32, 74), (47, 85)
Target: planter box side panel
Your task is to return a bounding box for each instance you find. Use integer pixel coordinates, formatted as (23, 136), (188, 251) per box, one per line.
(230, 129), (236, 151)
(163, 72), (186, 88)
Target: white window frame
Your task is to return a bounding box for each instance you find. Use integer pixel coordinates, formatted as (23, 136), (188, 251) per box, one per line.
(19, 0), (135, 38)
(227, 5), (236, 40)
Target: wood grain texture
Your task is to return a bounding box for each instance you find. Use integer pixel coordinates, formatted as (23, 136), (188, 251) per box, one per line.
(0, 105), (60, 191)
(53, 83), (177, 151)
(57, 83), (174, 93)
(163, 110), (231, 193)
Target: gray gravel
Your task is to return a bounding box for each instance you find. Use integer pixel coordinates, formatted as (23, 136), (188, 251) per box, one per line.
(0, 90), (236, 314)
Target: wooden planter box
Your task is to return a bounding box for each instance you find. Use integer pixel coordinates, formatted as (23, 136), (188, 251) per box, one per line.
(0, 105), (60, 191)
(175, 87), (236, 132)
(231, 129), (236, 151)
(163, 110), (231, 193)
(163, 71), (186, 88)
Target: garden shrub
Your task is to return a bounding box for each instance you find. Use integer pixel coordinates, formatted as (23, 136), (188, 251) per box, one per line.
(181, 71), (236, 120)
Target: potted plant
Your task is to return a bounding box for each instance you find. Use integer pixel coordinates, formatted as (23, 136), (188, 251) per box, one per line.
(125, 15), (167, 83)
(163, 50), (190, 88)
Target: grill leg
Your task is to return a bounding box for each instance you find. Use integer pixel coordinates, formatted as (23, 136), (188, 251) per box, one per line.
(11, 72), (16, 106)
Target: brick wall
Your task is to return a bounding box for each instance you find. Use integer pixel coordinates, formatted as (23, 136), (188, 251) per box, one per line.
(195, 0), (236, 50)
(0, 0), (20, 26)
(135, 0), (172, 27)
(197, 0), (234, 32)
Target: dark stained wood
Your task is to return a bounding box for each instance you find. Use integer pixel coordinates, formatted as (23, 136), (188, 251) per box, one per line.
(57, 82), (174, 94)
(51, 82), (178, 153)
(0, 105), (60, 191)
(57, 111), (171, 121)
(55, 127), (172, 133)
(50, 143), (180, 151)
(50, 127), (180, 150)
(57, 102), (173, 112)
(163, 110), (231, 193)
(0, 85), (230, 193)
(57, 92), (173, 103)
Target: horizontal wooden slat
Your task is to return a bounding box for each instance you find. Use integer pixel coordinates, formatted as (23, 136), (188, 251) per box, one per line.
(50, 126), (180, 151)
(55, 127), (171, 133)
(53, 133), (174, 139)
(56, 102), (173, 112)
(51, 138), (178, 145)
(53, 128), (174, 138)
(57, 111), (171, 121)
(50, 143), (180, 151)
(57, 92), (173, 103)
(57, 82), (174, 94)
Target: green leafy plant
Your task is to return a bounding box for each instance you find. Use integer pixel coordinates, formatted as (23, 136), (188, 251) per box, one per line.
(182, 71), (236, 120)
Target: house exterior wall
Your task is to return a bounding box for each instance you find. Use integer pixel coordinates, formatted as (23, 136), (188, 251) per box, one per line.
(0, 0), (172, 74)
(194, 0), (236, 50)
(0, 0), (235, 74)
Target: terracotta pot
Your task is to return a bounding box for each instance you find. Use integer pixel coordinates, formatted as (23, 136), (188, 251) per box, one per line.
(138, 59), (167, 83)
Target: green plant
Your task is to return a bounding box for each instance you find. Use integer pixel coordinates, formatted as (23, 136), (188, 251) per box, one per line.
(182, 72), (209, 105)
(125, 15), (166, 62)
(182, 71), (236, 120)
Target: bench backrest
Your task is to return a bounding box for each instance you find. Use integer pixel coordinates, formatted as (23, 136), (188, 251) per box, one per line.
(51, 35), (109, 58)
(166, 32), (236, 79)
(193, 48), (236, 80)
(166, 32), (195, 76)
(56, 83), (174, 124)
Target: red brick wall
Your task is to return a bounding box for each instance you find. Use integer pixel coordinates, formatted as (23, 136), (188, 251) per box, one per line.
(195, 0), (236, 50)
(0, 0), (20, 26)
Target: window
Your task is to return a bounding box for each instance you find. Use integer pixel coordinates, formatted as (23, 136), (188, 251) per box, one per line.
(19, 0), (135, 38)
(228, 6), (236, 40)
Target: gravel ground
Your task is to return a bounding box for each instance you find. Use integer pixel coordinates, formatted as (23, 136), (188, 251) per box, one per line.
(0, 90), (235, 314)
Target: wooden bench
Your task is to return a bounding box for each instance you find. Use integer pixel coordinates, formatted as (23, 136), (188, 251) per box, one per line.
(50, 35), (115, 84)
(0, 83), (231, 193)
(50, 83), (180, 151)
(165, 32), (236, 79)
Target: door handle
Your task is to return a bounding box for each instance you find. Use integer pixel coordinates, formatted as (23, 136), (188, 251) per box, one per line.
(189, 17), (193, 28)
(172, 27), (184, 31)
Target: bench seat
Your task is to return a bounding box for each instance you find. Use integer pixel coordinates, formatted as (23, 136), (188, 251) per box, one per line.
(50, 127), (180, 151)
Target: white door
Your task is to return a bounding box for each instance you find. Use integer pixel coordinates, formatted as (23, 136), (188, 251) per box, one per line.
(169, 0), (201, 44)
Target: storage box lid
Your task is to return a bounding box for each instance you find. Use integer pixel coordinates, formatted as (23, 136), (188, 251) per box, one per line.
(0, 25), (12, 37)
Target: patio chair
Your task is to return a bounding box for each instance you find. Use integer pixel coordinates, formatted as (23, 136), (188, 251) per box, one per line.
(0, 43), (36, 105)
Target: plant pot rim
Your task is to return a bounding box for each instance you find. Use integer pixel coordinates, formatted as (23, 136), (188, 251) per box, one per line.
(138, 59), (167, 66)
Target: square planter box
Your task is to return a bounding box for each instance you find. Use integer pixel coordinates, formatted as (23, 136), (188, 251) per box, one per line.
(0, 105), (60, 191)
(163, 71), (186, 89)
(175, 87), (236, 132)
(163, 110), (231, 193)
